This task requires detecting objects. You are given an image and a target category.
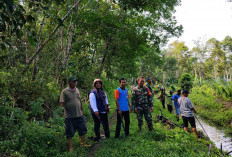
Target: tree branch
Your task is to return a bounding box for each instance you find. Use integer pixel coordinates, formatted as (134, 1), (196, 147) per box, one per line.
(25, 0), (82, 68)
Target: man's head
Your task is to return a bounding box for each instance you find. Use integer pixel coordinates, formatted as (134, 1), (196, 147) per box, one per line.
(177, 90), (181, 95)
(68, 76), (77, 88)
(147, 78), (151, 84)
(182, 90), (189, 97)
(137, 76), (144, 87)
(119, 78), (126, 88)
(93, 79), (103, 89)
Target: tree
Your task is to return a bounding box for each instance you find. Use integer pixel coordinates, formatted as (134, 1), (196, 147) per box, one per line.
(179, 73), (193, 91)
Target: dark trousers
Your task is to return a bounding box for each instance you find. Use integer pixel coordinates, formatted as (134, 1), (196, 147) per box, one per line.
(167, 105), (173, 113)
(162, 99), (165, 109)
(115, 111), (130, 138)
(92, 113), (110, 139)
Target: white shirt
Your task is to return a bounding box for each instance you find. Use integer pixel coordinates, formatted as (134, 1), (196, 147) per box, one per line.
(89, 92), (109, 113)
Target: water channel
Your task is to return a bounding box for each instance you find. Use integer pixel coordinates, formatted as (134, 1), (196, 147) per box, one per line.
(196, 117), (232, 155)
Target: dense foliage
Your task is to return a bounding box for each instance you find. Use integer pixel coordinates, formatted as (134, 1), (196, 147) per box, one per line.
(1, 0), (232, 156)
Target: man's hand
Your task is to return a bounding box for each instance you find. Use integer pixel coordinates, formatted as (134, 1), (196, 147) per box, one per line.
(95, 111), (99, 117)
(118, 110), (122, 115)
(129, 106), (133, 113)
(134, 109), (138, 113)
(150, 107), (153, 112)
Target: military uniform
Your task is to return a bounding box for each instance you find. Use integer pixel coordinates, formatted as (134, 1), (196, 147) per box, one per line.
(132, 86), (153, 131)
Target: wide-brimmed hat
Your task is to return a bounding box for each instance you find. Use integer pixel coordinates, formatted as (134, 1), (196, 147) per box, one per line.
(93, 79), (103, 88)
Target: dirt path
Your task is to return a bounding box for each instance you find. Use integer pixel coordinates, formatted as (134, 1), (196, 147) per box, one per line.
(87, 112), (117, 157)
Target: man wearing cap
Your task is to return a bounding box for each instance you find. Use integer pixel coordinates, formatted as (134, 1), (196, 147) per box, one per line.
(60, 76), (90, 152)
(132, 76), (153, 132)
(178, 90), (198, 136)
(115, 78), (132, 139)
(89, 79), (110, 142)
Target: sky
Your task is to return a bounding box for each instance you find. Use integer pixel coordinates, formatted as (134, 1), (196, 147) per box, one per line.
(167, 0), (232, 49)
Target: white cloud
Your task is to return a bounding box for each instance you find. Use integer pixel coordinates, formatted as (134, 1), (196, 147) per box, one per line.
(167, 0), (232, 49)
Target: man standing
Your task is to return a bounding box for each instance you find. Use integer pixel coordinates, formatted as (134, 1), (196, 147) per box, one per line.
(115, 78), (131, 139)
(178, 90), (197, 136)
(132, 77), (153, 132)
(60, 76), (90, 153)
(166, 90), (174, 113)
(146, 78), (154, 98)
(172, 90), (181, 121)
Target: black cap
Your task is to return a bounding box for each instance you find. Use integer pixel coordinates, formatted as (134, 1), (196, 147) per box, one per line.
(182, 90), (189, 94)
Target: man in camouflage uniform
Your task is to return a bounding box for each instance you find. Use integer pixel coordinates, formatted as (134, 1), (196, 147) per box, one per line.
(132, 77), (153, 131)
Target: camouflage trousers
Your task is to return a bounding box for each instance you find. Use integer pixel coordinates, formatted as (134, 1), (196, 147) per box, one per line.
(136, 109), (153, 131)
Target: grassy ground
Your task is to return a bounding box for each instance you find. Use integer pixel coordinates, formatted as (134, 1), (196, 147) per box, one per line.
(1, 84), (225, 157)
(93, 98), (221, 157)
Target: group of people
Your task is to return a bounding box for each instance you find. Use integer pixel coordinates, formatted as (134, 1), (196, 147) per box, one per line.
(60, 76), (197, 152)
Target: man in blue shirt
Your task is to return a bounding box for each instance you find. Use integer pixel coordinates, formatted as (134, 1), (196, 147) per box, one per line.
(115, 78), (132, 138)
(172, 90), (181, 121)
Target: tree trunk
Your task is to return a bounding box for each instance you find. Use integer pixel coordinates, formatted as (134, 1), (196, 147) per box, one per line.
(214, 61), (217, 80)
(24, 0), (82, 72)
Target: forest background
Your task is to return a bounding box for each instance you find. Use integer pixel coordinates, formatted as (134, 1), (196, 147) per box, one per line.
(1, 0), (232, 156)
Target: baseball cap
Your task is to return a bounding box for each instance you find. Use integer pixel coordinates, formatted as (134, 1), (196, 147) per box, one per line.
(68, 76), (78, 82)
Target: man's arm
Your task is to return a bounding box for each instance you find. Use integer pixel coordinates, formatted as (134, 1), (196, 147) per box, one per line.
(127, 91), (132, 112)
(80, 99), (84, 115)
(147, 88), (153, 112)
(132, 92), (137, 113)
(115, 88), (121, 114)
(90, 93), (99, 116)
(189, 99), (197, 114)
(191, 108), (197, 114)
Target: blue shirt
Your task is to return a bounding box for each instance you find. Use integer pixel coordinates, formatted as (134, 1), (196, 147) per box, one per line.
(172, 94), (181, 107)
(116, 87), (129, 111)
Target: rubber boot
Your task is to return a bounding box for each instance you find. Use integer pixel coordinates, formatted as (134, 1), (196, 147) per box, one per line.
(67, 137), (73, 152)
(79, 135), (91, 147)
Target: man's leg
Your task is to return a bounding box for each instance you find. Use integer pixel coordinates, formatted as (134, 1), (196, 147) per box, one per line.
(162, 100), (165, 109)
(167, 105), (172, 113)
(92, 113), (101, 140)
(137, 110), (143, 132)
(123, 111), (130, 136)
(175, 105), (180, 121)
(144, 109), (153, 131)
(182, 116), (188, 132)
(100, 113), (110, 138)
(189, 117), (198, 138)
(65, 118), (75, 152)
(115, 111), (122, 138)
(76, 116), (91, 147)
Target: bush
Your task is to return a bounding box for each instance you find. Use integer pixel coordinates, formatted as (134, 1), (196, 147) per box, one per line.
(179, 73), (193, 91)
